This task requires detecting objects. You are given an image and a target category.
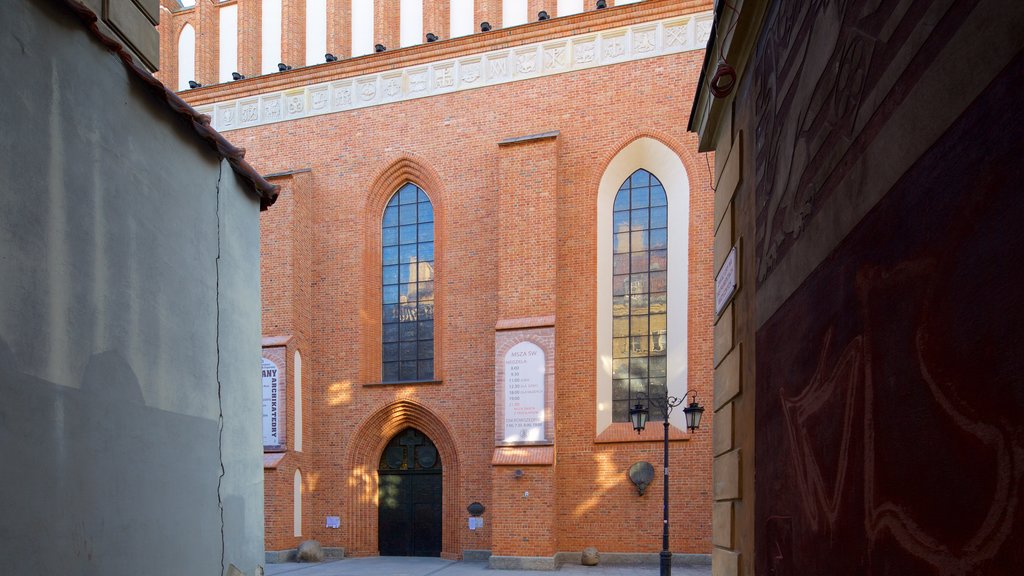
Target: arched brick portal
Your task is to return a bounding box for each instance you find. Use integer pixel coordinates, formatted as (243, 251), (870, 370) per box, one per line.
(344, 399), (461, 559)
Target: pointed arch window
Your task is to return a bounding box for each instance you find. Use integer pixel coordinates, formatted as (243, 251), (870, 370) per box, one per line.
(177, 24), (196, 91)
(382, 184), (435, 382)
(596, 137), (689, 436)
(611, 169), (669, 421)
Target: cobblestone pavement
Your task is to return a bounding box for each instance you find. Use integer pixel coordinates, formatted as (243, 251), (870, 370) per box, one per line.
(265, 556), (711, 576)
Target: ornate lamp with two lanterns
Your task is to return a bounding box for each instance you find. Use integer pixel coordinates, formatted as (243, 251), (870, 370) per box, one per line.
(629, 391), (705, 576)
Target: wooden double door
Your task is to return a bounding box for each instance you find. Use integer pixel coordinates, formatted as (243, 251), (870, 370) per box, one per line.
(378, 428), (442, 557)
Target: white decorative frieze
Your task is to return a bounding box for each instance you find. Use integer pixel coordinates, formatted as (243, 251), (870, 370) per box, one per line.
(310, 86), (330, 112)
(356, 77), (378, 103)
(433, 63), (455, 91)
(239, 99), (259, 125)
(381, 73), (403, 101)
(487, 52), (510, 81)
(284, 90), (305, 120)
(573, 36), (597, 66)
(514, 47), (539, 76)
(602, 32), (628, 62)
(217, 104), (236, 128)
(460, 58), (483, 86)
(203, 12), (712, 132)
(543, 42), (569, 72)
(696, 17), (713, 46)
(663, 19), (689, 51)
(332, 81), (353, 109)
(633, 26), (657, 54)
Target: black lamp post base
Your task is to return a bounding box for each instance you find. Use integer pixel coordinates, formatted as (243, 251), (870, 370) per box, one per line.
(660, 549), (672, 576)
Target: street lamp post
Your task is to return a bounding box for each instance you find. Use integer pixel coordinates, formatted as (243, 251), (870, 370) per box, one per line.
(629, 392), (705, 576)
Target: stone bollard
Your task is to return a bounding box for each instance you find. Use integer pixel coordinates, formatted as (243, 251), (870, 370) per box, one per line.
(296, 540), (324, 562)
(581, 546), (599, 566)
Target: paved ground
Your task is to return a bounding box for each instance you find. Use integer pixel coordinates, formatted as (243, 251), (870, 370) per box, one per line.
(265, 557), (711, 576)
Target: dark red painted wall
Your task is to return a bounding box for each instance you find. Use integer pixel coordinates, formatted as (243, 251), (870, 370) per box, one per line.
(754, 48), (1024, 575)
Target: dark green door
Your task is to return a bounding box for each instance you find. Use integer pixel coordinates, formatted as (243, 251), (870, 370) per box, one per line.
(378, 428), (442, 556)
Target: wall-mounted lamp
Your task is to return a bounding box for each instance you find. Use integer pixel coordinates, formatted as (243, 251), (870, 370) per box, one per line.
(513, 469), (524, 479)
(628, 462), (655, 496)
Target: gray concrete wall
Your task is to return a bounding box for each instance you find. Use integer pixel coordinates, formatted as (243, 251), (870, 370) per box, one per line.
(0, 1), (263, 574)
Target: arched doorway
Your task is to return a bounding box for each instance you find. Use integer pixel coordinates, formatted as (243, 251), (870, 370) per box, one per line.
(378, 428), (442, 556)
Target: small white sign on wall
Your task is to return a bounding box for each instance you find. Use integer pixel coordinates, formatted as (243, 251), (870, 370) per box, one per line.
(468, 517), (484, 530)
(715, 246), (738, 317)
(503, 341), (546, 443)
(326, 516), (340, 529)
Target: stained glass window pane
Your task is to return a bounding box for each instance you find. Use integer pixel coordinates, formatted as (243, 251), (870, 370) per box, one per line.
(382, 183), (434, 381)
(610, 169), (668, 422)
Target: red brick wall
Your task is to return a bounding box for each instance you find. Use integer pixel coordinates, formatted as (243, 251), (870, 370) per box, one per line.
(162, 0), (715, 559)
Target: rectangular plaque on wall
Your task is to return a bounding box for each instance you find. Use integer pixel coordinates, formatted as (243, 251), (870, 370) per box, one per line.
(495, 326), (555, 445)
(262, 346), (287, 451)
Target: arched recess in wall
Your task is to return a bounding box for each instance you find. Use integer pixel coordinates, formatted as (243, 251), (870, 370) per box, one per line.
(294, 350), (302, 451)
(595, 136), (690, 435)
(177, 23), (195, 91)
(400, 0), (424, 48)
(262, 0), (283, 74)
(218, 3), (238, 83)
(343, 399), (461, 559)
(557, 0), (583, 17)
(293, 469), (302, 537)
(502, 0), (527, 27)
(305, 0), (327, 65)
(362, 156), (447, 386)
(351, 0), (374, 57)
(450, 0), (474, 38)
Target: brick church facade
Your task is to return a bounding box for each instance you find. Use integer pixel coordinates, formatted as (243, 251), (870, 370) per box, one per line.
(158, 0), (716, 565)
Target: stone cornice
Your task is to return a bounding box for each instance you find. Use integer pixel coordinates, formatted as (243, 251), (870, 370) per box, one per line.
(196, 10), (713, 133)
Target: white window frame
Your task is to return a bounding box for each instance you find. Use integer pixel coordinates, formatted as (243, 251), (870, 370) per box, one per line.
(293, 469), (302, 537)
(596, 138), (689, 434)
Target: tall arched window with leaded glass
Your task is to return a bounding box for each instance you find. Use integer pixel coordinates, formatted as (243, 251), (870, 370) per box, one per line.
(382, 183), (435, 382)
(611, 169), (668, 421)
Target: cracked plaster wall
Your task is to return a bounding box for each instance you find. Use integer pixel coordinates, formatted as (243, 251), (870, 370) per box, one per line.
(0, 1), (263, 574)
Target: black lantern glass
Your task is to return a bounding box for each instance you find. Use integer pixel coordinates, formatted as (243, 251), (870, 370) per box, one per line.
(682, 396), (705, 432)
(629, 401), (649, 433)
